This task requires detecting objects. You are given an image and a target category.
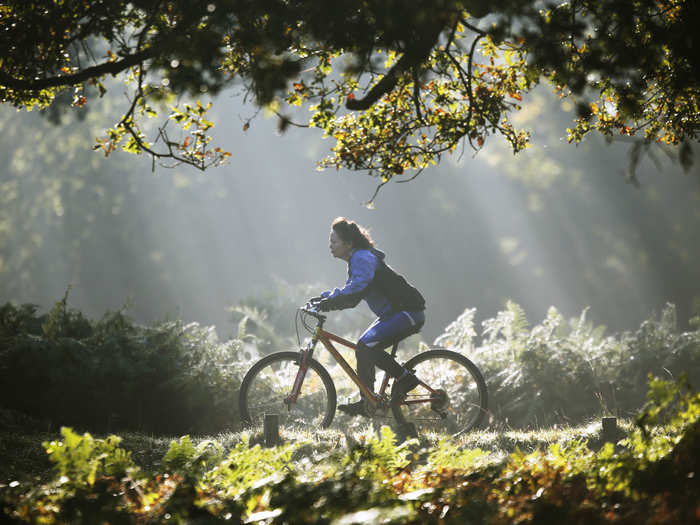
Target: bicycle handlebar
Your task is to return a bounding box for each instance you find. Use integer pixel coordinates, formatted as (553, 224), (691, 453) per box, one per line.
(296, 304), (327, 344)
(300, 304), (327, 322)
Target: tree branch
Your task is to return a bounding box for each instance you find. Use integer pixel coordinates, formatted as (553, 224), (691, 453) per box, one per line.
(444, 32), (483, 150)
(411, 67), (424, 123)
(346, 24), (444, 111)
(0, 49), (156, 91)
(345, 60), (403, 110)
(116, 66), (219, 171)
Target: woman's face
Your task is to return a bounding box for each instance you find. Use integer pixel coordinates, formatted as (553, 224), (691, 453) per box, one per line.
(329, 230), (353, 261)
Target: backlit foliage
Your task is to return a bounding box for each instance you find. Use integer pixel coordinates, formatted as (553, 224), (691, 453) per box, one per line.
(2, 297), (698, 433)
(0, 1), (696, 182)
(436, 302), (700, 427)
(0, 378), (698, 524)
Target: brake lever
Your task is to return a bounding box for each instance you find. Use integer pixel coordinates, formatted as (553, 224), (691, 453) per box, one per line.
(301, 303), (319, 314)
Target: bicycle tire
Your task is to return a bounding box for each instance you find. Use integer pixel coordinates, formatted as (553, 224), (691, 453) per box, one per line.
(391, 347), (488, 436)
(239, 351), (337, 429)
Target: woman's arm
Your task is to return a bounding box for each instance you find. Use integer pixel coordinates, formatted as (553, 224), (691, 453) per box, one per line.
(319, 251), (379, 310)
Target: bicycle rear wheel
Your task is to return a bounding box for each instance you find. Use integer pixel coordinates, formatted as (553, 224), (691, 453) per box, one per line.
(239, 351), (337, 429)
(391, 348), (488, 436)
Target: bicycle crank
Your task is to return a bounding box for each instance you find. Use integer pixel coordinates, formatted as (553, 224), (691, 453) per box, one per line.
(430, 389), (449, 414)
(365, 396), (390, 418)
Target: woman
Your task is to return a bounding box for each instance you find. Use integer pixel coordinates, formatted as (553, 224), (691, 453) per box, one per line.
(313, 217), (426, 417)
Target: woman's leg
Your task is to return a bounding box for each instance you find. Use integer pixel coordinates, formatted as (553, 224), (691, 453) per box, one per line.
(356, 311), (425, 388)
(339, 311), (425, 416)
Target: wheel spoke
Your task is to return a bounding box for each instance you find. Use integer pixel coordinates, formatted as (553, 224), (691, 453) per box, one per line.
(392, 348), (488, 436)
(239, 352), (336, 429)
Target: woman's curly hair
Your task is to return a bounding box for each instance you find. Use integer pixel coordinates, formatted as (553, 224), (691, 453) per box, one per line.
(331, 217), (374, 250)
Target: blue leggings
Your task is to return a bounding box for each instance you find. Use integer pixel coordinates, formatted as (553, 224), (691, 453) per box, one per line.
(355, 310), (425, 392)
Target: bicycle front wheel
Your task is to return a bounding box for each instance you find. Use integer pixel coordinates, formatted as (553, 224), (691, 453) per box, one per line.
(239, 351), (337, 429)
(392, 348), (488, 436)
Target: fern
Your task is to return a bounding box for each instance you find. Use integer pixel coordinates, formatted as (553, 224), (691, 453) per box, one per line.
(434, 307), (477, 350)
(0, 299), (247, 434)
(43, 427), (136, 487)
(162, 436), (224, 476)
(364, 426), (414, 473)
(482, 300), (529, 347)
(506, 300), (530, 336)
(4, 383), (700, 524)
(202, 435), (295, 498)
(440, 302), (700, 427)
(428, 439), (488, 470)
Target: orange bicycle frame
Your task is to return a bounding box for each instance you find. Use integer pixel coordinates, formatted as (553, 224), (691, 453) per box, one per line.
(286, 322), (440, 409)
(317, 330), (379, 403)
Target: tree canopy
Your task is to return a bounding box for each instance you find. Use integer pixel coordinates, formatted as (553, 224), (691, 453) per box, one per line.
(1, 0), (697, 182)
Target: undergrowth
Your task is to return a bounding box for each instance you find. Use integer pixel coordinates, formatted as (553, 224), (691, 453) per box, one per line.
(0, 377), (698, 524)
(0, 299), (247, 434)
(1, 295), (699, 434)
(436, 301), (700, 427)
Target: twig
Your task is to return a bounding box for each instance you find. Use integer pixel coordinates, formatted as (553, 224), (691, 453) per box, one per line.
(274, 111), (309, 128)
(395, 166), (427, 184)
(460, 18), (487, 36)
(411, 67), (424, 124)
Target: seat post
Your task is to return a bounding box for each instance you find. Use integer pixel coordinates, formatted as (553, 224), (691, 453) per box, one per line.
(390, 341), (399, 358)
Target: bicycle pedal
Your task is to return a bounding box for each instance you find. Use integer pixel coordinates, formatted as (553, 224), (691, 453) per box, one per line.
(369, 399), (391, 417)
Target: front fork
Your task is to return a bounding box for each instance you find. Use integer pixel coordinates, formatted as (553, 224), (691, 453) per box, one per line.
(284, 341), (315, 407)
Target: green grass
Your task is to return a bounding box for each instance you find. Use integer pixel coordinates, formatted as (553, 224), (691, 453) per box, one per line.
(1, 384), (696, 525)
(0, 416), (633, 485)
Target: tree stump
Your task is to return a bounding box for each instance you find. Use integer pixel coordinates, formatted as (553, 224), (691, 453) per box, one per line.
(264, 414), (280, 447)
(602, 416), (618, 444)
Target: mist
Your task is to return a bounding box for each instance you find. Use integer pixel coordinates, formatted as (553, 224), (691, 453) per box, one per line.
(1, 85), (698, 342)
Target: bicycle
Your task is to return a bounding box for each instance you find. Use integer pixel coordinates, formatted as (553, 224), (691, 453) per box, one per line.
(238, 305), (488, 436)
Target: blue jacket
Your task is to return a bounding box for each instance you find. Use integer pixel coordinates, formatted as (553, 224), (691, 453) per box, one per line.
(321, 248), (425, 318)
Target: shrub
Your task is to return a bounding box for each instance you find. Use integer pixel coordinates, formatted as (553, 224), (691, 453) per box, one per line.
(436, 302), (700, 427)
(0, 300), (247, 434)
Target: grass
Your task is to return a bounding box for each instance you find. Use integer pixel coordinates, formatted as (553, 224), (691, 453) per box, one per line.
(0, 415), (633, 485)
(3, 397), (696, 525)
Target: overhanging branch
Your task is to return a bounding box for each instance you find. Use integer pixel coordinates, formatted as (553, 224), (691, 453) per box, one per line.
(346, 25), (445, 111)
(345, 59), (403, 111)
(0, 49), (156, 91)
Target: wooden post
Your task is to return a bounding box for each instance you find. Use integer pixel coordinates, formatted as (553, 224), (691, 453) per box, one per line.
(264, 414), (280, 447)
(399, 422), (418, 440)
(602, 416), (617, 443)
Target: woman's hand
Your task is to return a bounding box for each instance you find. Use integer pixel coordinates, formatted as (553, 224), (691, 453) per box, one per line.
(317, 299), (333, 312)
